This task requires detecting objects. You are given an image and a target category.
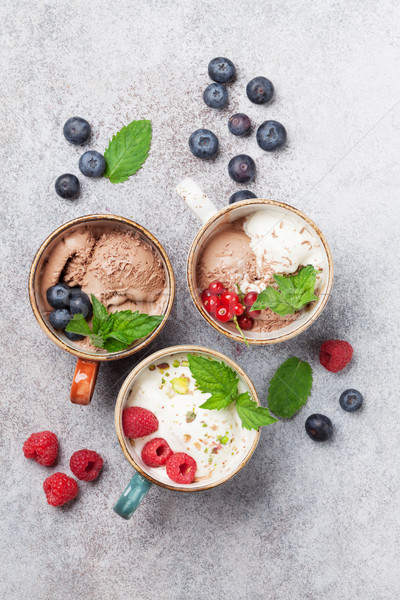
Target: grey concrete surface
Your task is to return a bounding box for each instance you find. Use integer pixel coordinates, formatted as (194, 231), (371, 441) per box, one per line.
(1, 1), (400, 599)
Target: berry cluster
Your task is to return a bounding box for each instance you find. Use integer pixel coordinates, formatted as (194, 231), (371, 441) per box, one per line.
(189, 57), (287, 203)
(305, 339), (361, 443)
(46, 283), (92, 342)
(201, 281), (261, 331)
(55, 117), (106, 201)
(23, 431), (103, 506)
(122, 406), (197, 485)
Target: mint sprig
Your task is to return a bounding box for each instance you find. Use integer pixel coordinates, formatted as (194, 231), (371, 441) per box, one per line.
(251, 265), (319, 316)
(267, 357), (313, 418)
(236, 393), (277, 428)
(66, 294), (163, 352)
(187, 354), (276, 430)
(104, 119), (152, 184)
(187, 354), (238, 410)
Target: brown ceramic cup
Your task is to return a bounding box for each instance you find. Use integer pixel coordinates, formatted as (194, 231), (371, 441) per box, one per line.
(176, 178), (334, 345)
(113, 345), (260, 519)
(29, 214), (175, 405)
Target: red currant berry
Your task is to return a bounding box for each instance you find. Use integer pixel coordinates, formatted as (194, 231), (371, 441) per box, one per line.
(237, 314), (254, 330)
(216, 305), (233, 322)
(233, 303), (245, 316)
(204, 296), (220, 315)
(220, 291), (240, 308)
(209, 281), (226, 295)
(246, 307), (261, 317)
(201, 289), (213, 303)
(243, 291), (258, 307)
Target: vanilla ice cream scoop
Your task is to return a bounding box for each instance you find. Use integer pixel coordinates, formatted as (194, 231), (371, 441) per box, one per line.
(243, 209), (325, 276)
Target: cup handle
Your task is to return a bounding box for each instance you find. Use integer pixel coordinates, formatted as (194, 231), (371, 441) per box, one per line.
(176, 177), (219, 225)
(113, 472), (152, 519)
(70, 359), (99, 405)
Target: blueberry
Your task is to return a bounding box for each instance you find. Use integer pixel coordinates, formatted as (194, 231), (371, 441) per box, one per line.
(256, 120), (287, 152)
(228, 155), (256, 183)
(208, 57), (236, 83)
(55, 174), (80, 200)
(203, 83), (228, 109)
(228, 113), (251, 136)
(305, 414), (333, 442)
(339, 389), (363, 412)
(69, 291), (92, 320)
(229, 190), (257, 204)
(189, 129), (219, 159)
(79, 151), (106, 178)
(63, 117), (91, 145)
(49, 308), (72, 330)
(46, 283), (71, 309)
(246, 76), (274, 104)
(64, 330), (85, 342)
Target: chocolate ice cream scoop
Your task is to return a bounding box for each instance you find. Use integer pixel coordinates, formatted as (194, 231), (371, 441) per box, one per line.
(65, 230), (165, 306)
(40, 225), (166, 314)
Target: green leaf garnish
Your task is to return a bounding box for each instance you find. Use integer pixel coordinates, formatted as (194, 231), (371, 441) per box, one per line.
(104, 119), (152, 184)
(187, 354), (238, 410)
(91, 294), (109, 334)
(65, 313), (93, 337)
(65, 294), (163, 352)
(187, 354), (275, 430)
(236, 392), (277, 430)
(251, 265), (319, 316)
(267, 357), (313, 418)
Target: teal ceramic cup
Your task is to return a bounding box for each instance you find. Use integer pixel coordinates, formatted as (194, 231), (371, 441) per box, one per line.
(113, 345), (261, 520)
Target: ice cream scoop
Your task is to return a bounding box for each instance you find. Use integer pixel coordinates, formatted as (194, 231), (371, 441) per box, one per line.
(29, 214), (175, 405)
(176, 177), (333, 345)
(40, 226), (166, 315)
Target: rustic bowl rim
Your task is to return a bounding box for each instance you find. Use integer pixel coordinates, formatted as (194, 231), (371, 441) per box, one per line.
(28, 213), (175, 362)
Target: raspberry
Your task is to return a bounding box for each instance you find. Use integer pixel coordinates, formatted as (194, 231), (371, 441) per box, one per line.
(70, 449), (103, 481)
(166, 452), (197, 484)
(141, 438), (173, 468)
(43, 472), (78, 506)
(319, 340), (353, 373)
(23, 431), (58, 466)
(122, 407), (158, 439)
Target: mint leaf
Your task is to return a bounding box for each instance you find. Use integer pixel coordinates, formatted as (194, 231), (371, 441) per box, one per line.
(103, 336), (130, 353)
(66, 295), (163, 352)
(251, 265), (319, 316)
(89, 334), (106, 349)
(267, 357), (313, 418)
(91, 294), (108, 334)
(104, 119), (152, 184)
(187, 354), (239, 410)
(65, 314), (92, 336)
(252, 287), (294, 316)
(106, 310), (163, 341)
(236, 392), (277, 430)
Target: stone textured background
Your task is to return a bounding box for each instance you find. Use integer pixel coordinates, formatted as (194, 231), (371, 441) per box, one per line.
(1, 1), (399, 598)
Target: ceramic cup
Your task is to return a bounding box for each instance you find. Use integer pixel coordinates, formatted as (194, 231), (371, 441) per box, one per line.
(113, 345), (260, 519)
(29, 214), (175, 405)
(176, 178), (334, 345)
